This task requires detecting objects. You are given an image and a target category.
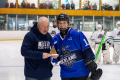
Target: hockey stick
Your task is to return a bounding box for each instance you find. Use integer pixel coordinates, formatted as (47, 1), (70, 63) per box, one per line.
(94, 29), (107, 62)
(87, 29), (107, 80)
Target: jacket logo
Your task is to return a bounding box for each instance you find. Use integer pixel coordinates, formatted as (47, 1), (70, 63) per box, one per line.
(38, 41), (50, 49)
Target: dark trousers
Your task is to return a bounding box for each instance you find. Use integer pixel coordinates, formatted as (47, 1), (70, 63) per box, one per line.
(61, 76), (88, 80)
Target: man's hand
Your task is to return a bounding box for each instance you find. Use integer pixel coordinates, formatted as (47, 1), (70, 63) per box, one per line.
(52, 54), (59, 59)
(43, 53), (51, 59)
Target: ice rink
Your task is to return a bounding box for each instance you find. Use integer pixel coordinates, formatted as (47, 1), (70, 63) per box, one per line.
(0, 41), (120, 80)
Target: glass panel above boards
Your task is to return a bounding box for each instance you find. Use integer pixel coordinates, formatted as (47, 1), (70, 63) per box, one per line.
(39, 0), (59, 9)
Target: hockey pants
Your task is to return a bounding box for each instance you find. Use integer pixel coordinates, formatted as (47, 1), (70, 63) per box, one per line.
(113, 43), (120, 63)
(95, 43), (112, 64)
(90, 40), (95, 49)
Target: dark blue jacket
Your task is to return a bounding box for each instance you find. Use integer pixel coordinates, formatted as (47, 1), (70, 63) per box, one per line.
(21, 23), (53, 79)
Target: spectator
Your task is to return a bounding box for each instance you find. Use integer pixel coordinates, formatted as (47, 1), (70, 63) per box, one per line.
(66, 2), (70, 9)
(83, 0), (90, 10)
(89, 3), (93, 10)
(21, 17), (58, 80)
(21, 0), (29, 8)
(21, 0), (26, 8)
(93, 3), (97, 10)
(102, 4), (105, 10)
(105, 3), (109, 10)
(81, 5), (85, 10)
(71, 1), (75, 10)
(115, 4), (119, 11)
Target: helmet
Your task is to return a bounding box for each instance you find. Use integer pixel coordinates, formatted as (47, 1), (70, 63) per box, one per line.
(57, 13), (70, 24)
(116, 21), (120, 27)
(96, 24), (102, 29)
(96, 24), (102, 31)
(70, 22), (74, 26)
(57, 13), (70, 36)
(52, 19), (57, 28)
(52, 19), (57, 23)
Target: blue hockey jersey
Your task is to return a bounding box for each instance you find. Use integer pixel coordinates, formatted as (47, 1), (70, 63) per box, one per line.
(51, 28), (95, 78)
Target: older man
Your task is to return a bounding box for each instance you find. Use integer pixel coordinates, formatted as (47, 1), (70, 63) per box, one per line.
(21, 17), (58, 80)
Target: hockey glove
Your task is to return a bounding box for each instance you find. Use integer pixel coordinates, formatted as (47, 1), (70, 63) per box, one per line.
(90, 68), (103, 80)
(85, 59), (97, 73)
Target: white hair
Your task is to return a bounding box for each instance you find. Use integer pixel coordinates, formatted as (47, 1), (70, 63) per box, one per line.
(38, 17), (49, 25)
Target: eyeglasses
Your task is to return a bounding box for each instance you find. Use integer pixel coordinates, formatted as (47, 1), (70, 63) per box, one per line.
(42, 25), (49, 29)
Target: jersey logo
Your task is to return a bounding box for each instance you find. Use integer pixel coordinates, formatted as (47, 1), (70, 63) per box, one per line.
(60, 45), (77, 68)
(68, 37), (72, 40)
(75, 29), (81, 32)
(51, 30), (56, 36)
(117, 31), (120, 36)
(98, 34), (103, 39)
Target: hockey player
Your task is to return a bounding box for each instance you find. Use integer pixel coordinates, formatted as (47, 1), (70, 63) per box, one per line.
(70, 22), (74, 28)
(91, 24), (112, 64)
(51, 13), (102, 80)
(48, 19), (60, 65)
(48, 19), (60, 37)
(109, 21), (120, 63)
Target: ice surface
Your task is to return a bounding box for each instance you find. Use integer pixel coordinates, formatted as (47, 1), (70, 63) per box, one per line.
(0, 41), (120, 80)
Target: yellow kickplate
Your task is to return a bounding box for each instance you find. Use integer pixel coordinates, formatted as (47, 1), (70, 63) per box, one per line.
(0, 39), (23, 41)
